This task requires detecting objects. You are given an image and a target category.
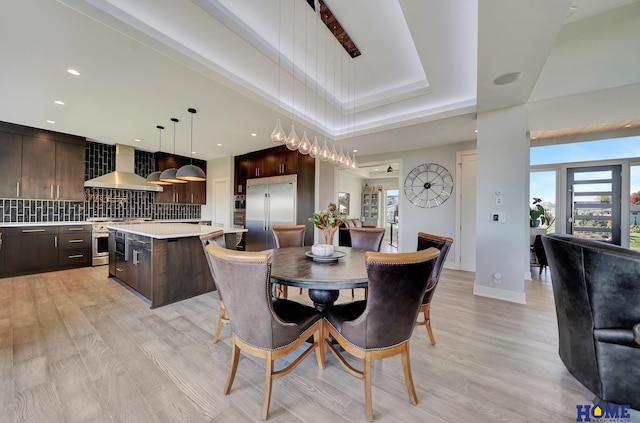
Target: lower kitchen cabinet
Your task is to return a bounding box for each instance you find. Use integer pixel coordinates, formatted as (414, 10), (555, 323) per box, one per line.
(0, 230), (5, 275)
(109, 233), (214, 308)
(2, 224), (92, 277)
(126, 235), (152, 299)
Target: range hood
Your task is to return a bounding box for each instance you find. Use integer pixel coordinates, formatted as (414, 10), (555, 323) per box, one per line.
(84, 144), (163, 192)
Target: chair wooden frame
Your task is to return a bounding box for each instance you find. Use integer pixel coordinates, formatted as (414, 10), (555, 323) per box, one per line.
(199, 229), (228, 343)
(324, 322), (416, 422)
(226, 322), (324, 420)
(323, 248), (439, 421)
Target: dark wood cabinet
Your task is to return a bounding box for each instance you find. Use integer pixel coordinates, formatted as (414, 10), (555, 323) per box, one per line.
(154, 152), (206, 204)
(4, 226), (59, 275)
(21, 136), (56, 199)
(0, 131), (23, 198)
(0, 122), (86, 201)
(55, 141), (86, 201)
(233, 145), (315, 245)
(2, 224), (92, 277)
(0, 230), (4, 275)
(234, 145), (309, 195)
(126, 235), (152, 299)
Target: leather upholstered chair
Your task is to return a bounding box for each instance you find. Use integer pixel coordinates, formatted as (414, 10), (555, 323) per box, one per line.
(271, 224), (306, 248)
(542, 234), (640, 411)
(532, 234), (548, 275)
(205, 243), (324, 420)
(348, 227), (385, 298)
(323, 248), (440, 421)
(271, 224), (306, 298)
(415, 232), (453, 345)
(200, 229), (228, 343)
(349, 227), (385, 252)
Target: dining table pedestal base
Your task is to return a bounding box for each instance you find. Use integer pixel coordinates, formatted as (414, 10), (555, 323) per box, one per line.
(308, 289), (339, 312)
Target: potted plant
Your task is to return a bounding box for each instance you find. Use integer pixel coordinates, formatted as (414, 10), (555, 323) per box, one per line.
(530, 198), (548, 227)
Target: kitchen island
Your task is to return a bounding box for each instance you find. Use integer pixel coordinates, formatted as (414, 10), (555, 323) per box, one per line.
(107, 223), (246, 308)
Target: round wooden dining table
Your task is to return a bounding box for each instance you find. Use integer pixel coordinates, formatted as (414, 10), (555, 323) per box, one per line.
(270, 246), (368, 311)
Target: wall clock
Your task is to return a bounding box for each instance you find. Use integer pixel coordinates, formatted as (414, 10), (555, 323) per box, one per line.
(403, 163), (454, 208)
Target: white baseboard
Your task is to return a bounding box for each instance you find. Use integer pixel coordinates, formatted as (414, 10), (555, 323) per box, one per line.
(473, 283), (527, 304)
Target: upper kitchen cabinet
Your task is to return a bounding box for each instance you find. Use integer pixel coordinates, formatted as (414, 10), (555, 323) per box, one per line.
(0, 122), (86, 201)
(0, 131), (23, 198)
(154, 152), (207, 204)
(234, 145), (305, 194)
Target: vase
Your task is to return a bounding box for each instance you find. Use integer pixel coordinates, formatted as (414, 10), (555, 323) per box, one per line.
(321, 227), (337, 245)
(530, 219), (540, 228)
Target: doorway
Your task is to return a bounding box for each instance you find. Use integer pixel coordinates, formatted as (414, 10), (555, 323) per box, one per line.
(385, 189), (399, 248)
(567, 165), (621, 245)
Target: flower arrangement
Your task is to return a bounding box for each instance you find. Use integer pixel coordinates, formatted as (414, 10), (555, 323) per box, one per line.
(530, 197), (549, 226)
(309, 202), (347, 244)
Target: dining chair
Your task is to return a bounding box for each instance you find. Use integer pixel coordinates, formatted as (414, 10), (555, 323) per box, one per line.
(205, 242), (324, 420)
(415, 232), (453, 345)
(532, 234), (548, 275)
(348, 227), (385, 297)
(323, 248), (440, 422)
(199, 229), (228, 343)
(271, 224), (306, 298)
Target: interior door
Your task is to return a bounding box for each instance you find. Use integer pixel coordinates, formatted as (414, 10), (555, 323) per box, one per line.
(567, 165), (621, 245)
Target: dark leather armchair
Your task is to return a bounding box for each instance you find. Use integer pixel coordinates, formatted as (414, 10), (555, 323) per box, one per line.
(323, 248), (440, 421)
(415, 232), (453, 345)
(542, 234), (640, 411)
(271, 224), (306, 298)
(199, 229), (228, 343)
(205, 243), (324, 419)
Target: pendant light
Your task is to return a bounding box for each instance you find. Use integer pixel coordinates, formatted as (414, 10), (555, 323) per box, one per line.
(298, 131), (311, 154)
(160, 118), (187, 184)
(147, 125), (172, 185)
(176, 108), (206, 181)
(271, 0), (286, 145)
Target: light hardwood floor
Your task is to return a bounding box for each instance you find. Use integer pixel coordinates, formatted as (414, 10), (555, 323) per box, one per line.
(0, 265), (635, 422)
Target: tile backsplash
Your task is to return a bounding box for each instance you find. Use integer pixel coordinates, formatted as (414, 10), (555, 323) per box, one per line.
(0, 140), (201, 223)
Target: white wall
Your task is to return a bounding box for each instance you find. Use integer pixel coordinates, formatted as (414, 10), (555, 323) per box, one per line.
(354, 140), (475, 265)
(338, 171), (363, 219)
(474, 105), (529, 304)
(202, 156), (232, 221)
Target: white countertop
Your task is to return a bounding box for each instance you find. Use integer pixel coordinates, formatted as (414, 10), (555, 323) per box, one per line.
(0, 221), (91, 227)
(106, 223), (246, 239)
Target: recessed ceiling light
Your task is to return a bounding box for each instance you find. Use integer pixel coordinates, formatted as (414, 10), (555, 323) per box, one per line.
(217, 143), (222, 146)
(191, 151), (196, 154)
(474, 129), (478, 133)
(54, 100), (65, 105)
(353, 149), (358, 152)
(46, 120), (55, 124)
(134, 139), (141, 142)
(67, 69), (80, 76)
(493, 72), (522, 86)
(251, 133), (257, 137)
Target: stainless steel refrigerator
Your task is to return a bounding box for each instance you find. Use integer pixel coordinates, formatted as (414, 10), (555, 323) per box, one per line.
(245, 174), (297, 251)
